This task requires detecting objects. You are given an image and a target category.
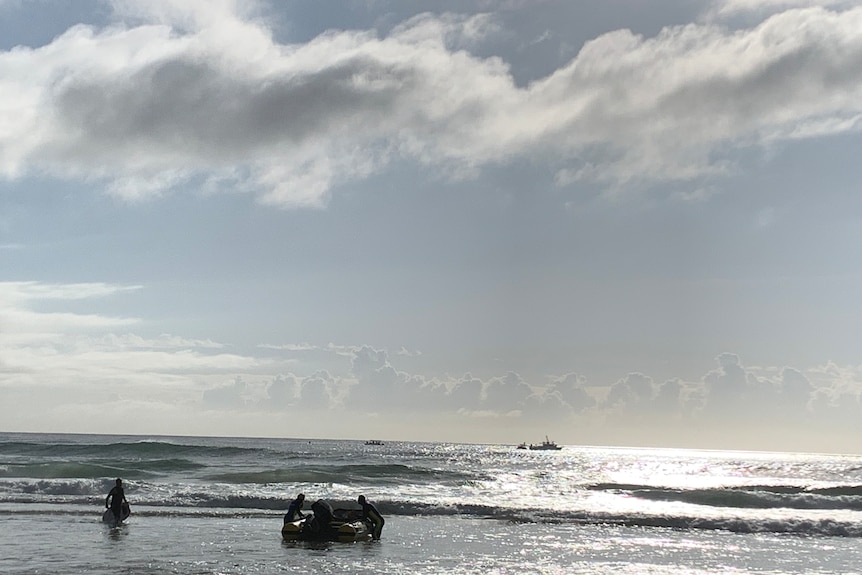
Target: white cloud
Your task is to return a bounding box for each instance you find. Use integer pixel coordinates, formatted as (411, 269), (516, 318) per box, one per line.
(92, 333), (225, 350)
(0, 281), (140, 303)
(259, 342), (319, 352)
(0, 4), (860, 206)
(0, 282), (141, 347)
(709, 0), (858, 20)
(0, 281), (264, 407)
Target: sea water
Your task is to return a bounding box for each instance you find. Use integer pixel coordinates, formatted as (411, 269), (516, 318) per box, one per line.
(1, 433), (862, 574)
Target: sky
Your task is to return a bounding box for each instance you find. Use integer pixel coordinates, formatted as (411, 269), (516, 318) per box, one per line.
(2, 0), (862, 453)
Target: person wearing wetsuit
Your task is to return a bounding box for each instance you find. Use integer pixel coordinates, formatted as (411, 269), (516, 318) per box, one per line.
(301, 499), (335, 537)
(105, 478), (128, 522)
(357, 494), (384, 540)
(284, 493), (306, 524)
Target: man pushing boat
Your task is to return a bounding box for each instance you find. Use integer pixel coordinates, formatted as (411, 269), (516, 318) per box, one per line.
(283, 493), (305, 523)
(357, 494), (384, 540)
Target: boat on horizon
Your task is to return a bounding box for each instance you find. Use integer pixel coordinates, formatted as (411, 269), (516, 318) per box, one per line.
(364, 439), (384, 446)
(528, 436), (562, 451)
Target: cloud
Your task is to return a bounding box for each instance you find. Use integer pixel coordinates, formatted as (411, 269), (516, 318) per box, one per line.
(297, 370), (335, 409)
(697, 354), (832, 424)
(0, 281), (265, 411)
(547, 373), (597, 412)
(259, 342), (319, 352)
(5, 279), (862, 446)
(448, 373), (483, 410)
(480, 371), (533, 413)
(810, 387), (862, 428)
(601, 372), (686, 423)
(260, 371), (336, 410)
(709, 0), (858, 20)
(653, 379), (684, 414)
(0, 282), (141, 347)
(0, 4), (860, 206)
(264, 374), (297, 408)
(240, 346), (862, 439)
(347, 345), (434, 410)
(605, 372), (654, 409)
(702, 352), (749, 412)
(777, 366), (814, 408)
(0, 281), (141, 303)
(202, 376), (250, 409)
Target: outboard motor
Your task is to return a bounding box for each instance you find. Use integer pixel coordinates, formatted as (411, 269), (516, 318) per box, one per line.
(311, 499), (334, 529)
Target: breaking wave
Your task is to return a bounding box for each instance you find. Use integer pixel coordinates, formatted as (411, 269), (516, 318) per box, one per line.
(0, 440), (269, 459)
(588, 482), (862, 511)
(1, 495), (860, 539)
(205, 464), (483, 485)
(0, 459), (204, 479)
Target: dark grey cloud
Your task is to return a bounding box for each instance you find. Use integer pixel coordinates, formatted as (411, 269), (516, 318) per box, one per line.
(52, 55), (406, 164)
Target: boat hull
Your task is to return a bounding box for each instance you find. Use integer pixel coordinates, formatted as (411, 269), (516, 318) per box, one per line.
(282, 511), (372, 542)
(528, 436), (563, 450)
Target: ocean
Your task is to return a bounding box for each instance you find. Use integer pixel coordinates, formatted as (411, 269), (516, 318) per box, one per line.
(1, 432), (862, 574)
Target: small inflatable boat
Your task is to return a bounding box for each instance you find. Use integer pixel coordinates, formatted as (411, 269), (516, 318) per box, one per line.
(282, 500), (372, 542)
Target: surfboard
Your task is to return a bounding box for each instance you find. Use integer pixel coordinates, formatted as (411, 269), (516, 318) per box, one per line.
(102, 502), (131, 526)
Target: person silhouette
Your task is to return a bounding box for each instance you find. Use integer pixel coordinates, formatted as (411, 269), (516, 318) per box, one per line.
(357, 494), (384, 540)
(105, 478), (128, 522)
(284, 493), (306, 523)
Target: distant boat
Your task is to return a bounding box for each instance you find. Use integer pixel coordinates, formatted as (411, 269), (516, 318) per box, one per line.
(529, 436), (562, 451)
(364, 440), (384, 446)
(516, 442), (527, 449)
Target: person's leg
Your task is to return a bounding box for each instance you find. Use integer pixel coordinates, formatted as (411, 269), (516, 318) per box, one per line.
(371, 513), (384, 539)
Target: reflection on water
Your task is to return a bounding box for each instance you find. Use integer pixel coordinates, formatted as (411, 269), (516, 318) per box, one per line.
(105, 523), (129, 542)
(281, 538), (332, 552)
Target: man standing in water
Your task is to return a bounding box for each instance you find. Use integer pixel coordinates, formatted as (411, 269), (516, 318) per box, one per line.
(357, 494), (384, 540)
(284, 493), (306, 523)
(105, 478), (128, 522)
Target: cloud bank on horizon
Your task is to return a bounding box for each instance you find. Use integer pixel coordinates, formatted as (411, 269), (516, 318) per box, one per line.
(3, 279), (862, 451)
(3, 0), (862, 451)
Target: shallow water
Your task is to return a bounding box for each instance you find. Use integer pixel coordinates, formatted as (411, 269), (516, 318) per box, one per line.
(4, 512), (862, 575)
(3, 432), (862, 573)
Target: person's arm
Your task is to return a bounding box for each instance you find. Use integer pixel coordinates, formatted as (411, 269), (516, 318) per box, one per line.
(105, 488), (113, 508)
